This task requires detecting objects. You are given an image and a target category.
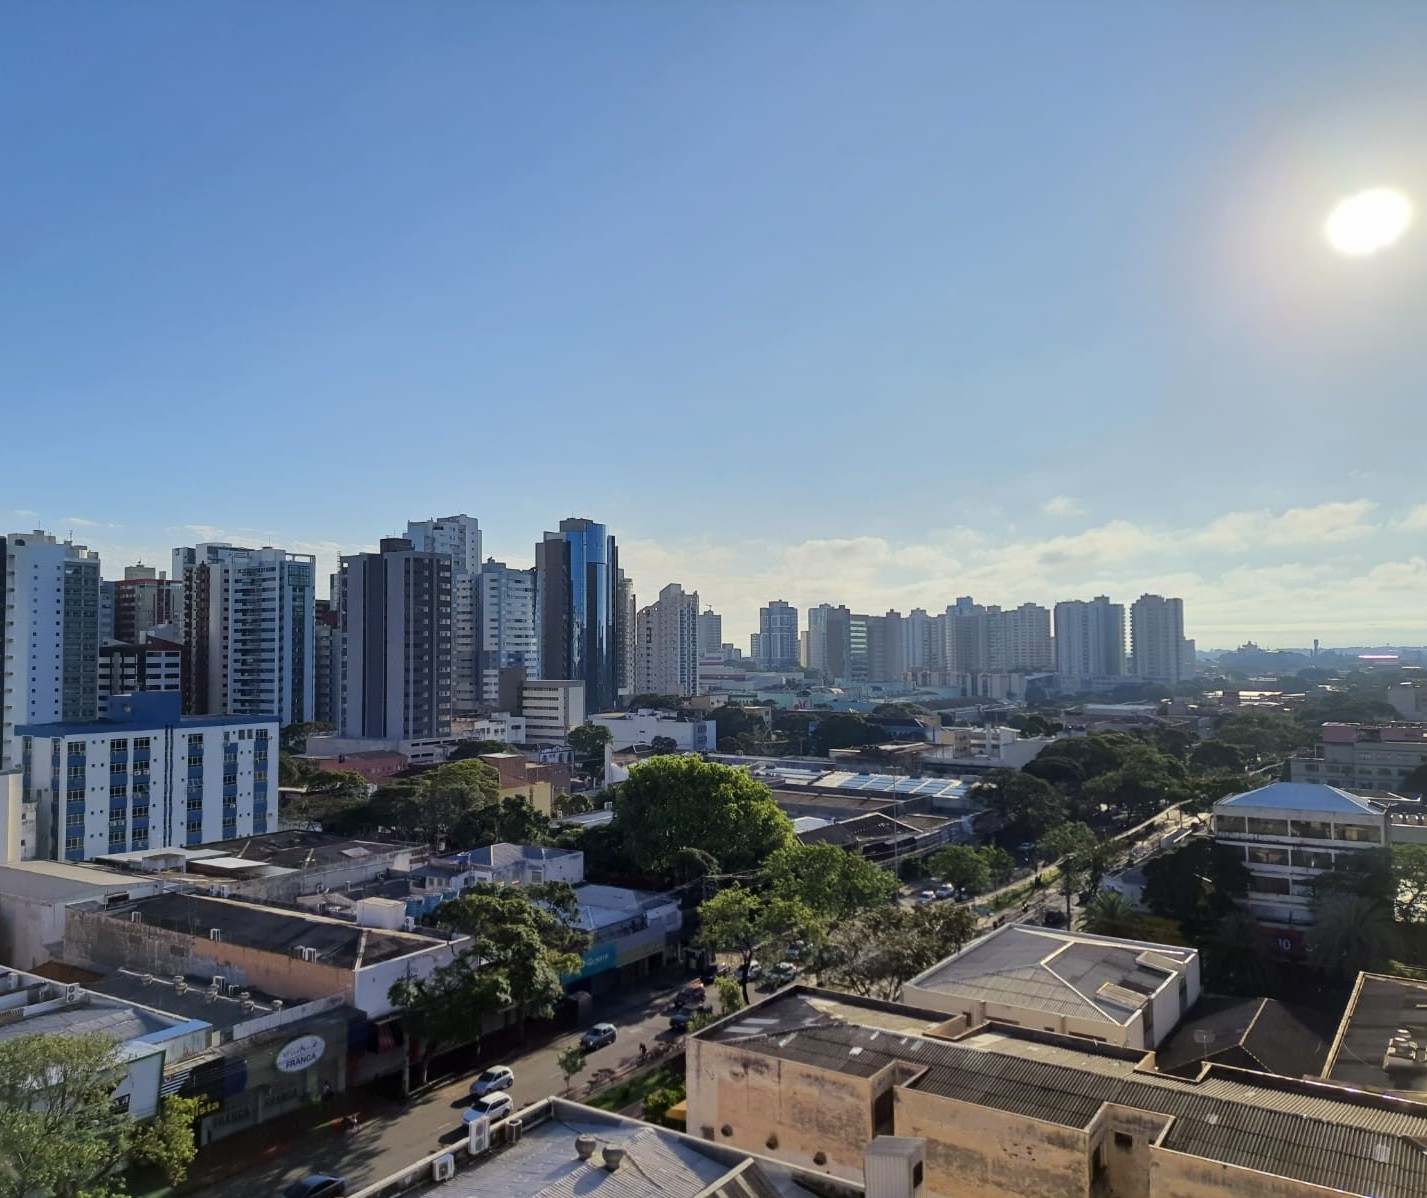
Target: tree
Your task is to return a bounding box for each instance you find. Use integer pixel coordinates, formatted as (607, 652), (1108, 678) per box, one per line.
(556, 1045), (587, 1094)
(818, 904), (976, 1001)
(370, 759), (500, 844)
(1080, 891), (1142, 938)
(927, 845), (991, 895)
(551, 791), (593, 818)
(436, 885), (588, 1036)
(1189, 740), (1247, 775)
(614, 757), (794, 874)
(697, 886), (819, 1002)
(1141, 839), (1250, 939)
(713, 974), (745, 1015)
(1395, 844), (1427, 921)
(450, 796), (550, 851)
(1201, 910), (1273, 993)
(668, 846), (720, 886)
(388, 954), (511, 1088)
(1311, 893), (1398, 978)
(642, 1083), (687, 1126)
(970, 769), (1067, 842)
(568, 723), (613, 759)
(765, 843), (896, 921)
(1037, 822), (1098, 925)
(812, 713), (885, 755)
(649, 736), (679, 756)
(0, 1031), (189, 1198)
(979, 844), (1017, 887)
(128, 1096), (201, 1186)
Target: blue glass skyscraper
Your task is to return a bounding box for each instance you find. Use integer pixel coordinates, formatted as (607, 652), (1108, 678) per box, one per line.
(535, 518), (621, 713)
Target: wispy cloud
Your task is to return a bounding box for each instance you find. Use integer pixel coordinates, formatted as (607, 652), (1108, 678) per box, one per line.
(1042, 495), (1084, 519)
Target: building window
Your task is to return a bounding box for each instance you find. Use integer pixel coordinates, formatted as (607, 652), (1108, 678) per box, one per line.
(1249, 875), (1292, 896)
(109, 785), (126, 799)
(1246, 817), (1289, 837)
(110, 739), (128, 753)
(1339, 825), (1382, 844)
(67, 765), (85, 780)
(66, 813), (83, 828)
(1291, 819), (1333, 840)
(65, 837), (83, 852)
(1247, 847), (1289, 867)
(133, 737), (150, 750)
(1114, 1132), (1133, 1151)
(223, 774), (236, 786)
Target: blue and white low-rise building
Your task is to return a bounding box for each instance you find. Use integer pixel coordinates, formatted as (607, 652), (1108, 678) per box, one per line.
(18, 691), (277, 862)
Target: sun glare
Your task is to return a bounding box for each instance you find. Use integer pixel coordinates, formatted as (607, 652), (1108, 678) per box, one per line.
(1324, 187), (1412, 257)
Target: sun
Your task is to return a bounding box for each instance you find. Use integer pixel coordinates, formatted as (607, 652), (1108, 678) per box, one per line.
(1324, 187), (1412, 256)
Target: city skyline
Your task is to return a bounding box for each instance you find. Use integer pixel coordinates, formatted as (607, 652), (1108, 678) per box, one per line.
(6, 4), (1427, 652)
(9, 496), (1427, 652)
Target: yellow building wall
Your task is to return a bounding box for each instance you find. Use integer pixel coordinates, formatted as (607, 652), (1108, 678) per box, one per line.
(894, 1085), (1092, 1198)
(685, 1039), (878, 1183)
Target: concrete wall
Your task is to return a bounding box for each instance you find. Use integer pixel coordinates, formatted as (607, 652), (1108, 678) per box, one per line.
(897, 988), (1140, 1048)
(64, 908), (356, 1006)
(894, 1085), (1091, 1198)
(685, 1037), (877, 1183)
(0, 880), (169, 970)
(226, 847), (421, 905)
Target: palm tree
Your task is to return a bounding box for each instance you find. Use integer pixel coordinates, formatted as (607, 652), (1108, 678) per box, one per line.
(1080, 891), (1141, 937)
(1311, 894), (1398, 979)
(1202, 909), (1273, 994)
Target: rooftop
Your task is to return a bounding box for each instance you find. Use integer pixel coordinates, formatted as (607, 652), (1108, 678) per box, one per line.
(702, 987), (1427, 1198)
(797, 813), (937, 849)
(460, 843), (582, 869)
(906, 924), (1196, 1027)
(1215, 781), (1387, 816)
(1324, 972), (1427, 1099)
(0, 859), (151, 902)
(1156, 996), (1334, 1079)
(95, 830), (420, 876)
(99, 893), (453, 968)
(17, 691), (272, 736)
(421, 1099), (842, 1198)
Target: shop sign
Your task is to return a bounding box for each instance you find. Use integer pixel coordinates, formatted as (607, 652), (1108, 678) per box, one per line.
(275, 1035), (326, 1073)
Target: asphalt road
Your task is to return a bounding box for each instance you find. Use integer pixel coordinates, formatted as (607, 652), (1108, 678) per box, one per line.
(189, 971), (695, 1198)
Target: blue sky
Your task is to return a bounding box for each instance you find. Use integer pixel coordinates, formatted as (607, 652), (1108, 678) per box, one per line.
(4, 3), (1427, 647)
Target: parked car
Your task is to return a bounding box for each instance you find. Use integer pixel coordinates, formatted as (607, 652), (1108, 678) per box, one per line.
(283, 1177), (346, 1198)
(464, 1092), (513, 1124)
(1042, 908), (1067, 928)
(934, 885), (956, 901)
(916, 890), (937, 904)
(767, 962), (797, 987)
(675, 983), (706, 1007)
(736, 960), (762, 983)
(669, 1005), (712, 1033)
(580, 1022), (617, 1051)
(469, 1065), (514, 1098)
(784, 940), (809, 961)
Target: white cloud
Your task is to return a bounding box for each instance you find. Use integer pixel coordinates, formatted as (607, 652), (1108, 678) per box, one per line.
(1042, 495), (1084, 519)
(619, 500), (1421, 649)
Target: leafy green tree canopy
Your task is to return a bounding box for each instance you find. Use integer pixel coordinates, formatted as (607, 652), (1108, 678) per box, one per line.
(614, 756), (794, 874)
(928, 845), (991, 895)
(765, 842), (897, 920)
(568, 723), (613, 758)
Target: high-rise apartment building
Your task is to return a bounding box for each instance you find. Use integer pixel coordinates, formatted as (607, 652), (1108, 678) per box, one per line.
(173, 544), (315, 726)
(696, 608), (723, 657)
(312, 597), (340, 726)
(336, 538), (454, 740)
(1130, 593), (1194, 684)
(805, 604), (851, 680)
(634, 583), (700, 698)
(902, 608), (936, 672)
(616, 570), (636, 701)
(97, 636), (183, 704)
(405, 515), (482, 714)
(997, 602), (1054, 671)
(757, 600), (801, 670)
(111, 564), (182, 643)
(1054, 596), (1126, 680)
(478, 559), (539, 706)
(19, 692), (276, 861)
(1, 531), (102, 769)
(535, 519), (621, 714)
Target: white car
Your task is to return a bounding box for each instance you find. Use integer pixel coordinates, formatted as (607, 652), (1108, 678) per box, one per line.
(470, 1065), (514, 1098)
(464, 1092), (513, 1124)
(916, 890), (937, 904)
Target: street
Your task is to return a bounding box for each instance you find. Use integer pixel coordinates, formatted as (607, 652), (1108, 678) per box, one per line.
(186, 971), (695, 1198)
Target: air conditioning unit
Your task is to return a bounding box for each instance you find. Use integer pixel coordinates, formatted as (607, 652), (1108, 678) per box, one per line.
(432, 1154), (456, 1182)
(468, 1115), (491, 1156)
(64, 984), (80, 1004)
(402, 916), (417, 932)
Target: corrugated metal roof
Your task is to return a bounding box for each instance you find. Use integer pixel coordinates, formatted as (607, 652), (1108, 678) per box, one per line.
(718, 1010), (1427, 1198)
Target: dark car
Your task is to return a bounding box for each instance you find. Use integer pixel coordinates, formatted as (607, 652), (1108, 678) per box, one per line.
(579, 1022), (617, 1051)
(669, 1005), (712, 1033)
(1042, 908), (1067, 928)
(283, 1176), (347, 1198)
